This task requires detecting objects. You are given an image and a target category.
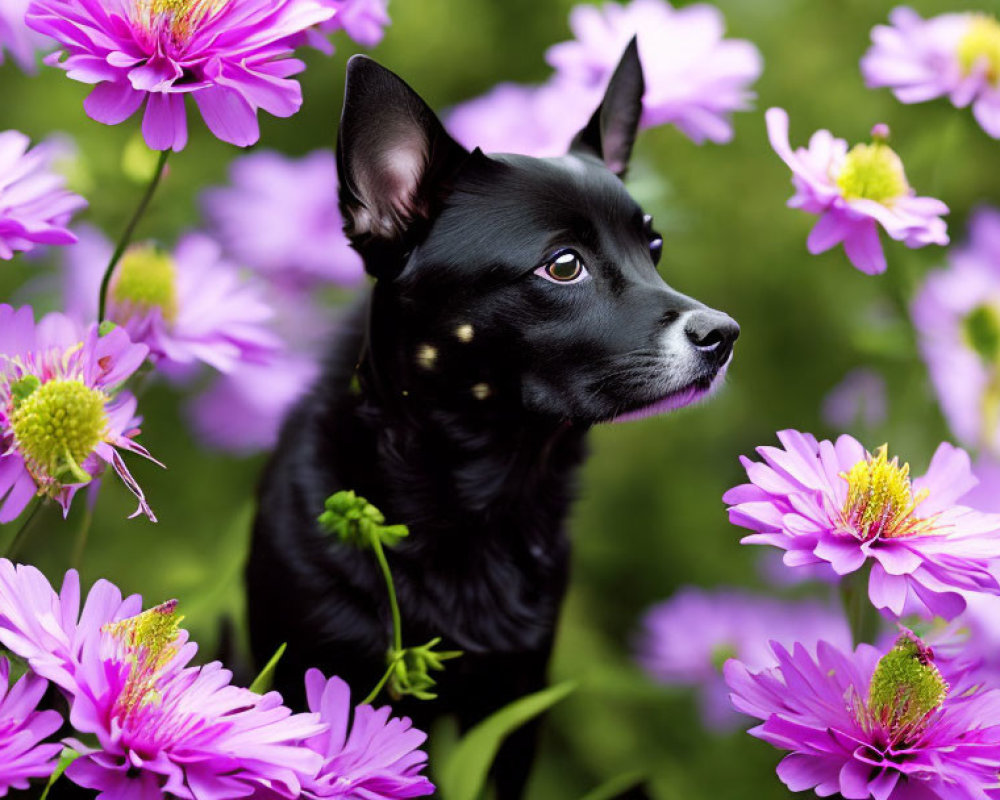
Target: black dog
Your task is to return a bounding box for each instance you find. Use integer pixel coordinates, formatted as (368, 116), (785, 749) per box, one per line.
(247, 41), (738, 798)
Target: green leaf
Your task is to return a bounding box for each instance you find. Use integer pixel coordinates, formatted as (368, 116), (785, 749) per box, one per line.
(578, 771), (647, 800)
(249, 642), (286, 694)
(437, 681), (576, 800)
(40, 748), (82, 800)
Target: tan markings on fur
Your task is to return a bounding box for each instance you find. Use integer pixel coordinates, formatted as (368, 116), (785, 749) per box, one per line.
(471, 382), (491, 400)
(416, 344), (438, 370)
(455, 324), (474, 343)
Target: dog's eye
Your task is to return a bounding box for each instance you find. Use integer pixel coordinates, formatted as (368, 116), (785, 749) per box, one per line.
(643, 214), (663, 266)
(535, 250), (588, 284)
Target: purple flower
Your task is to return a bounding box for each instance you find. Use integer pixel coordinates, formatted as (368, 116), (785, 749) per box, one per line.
(304, 0), (390, 53)
(862, 8), (1000, 139)
(25, 0), (335, 151)
(0, 657), (62, 796)
(724, 429), (1000, 621)
(201, 150), (363, 289)
(726, 632), (1000, 799)
(0, 130), (86, 260)
(766, 107), (949, 275)
(62, 226), (281, 377)
(912, 207), (1000, 453)
(0, 304), (159, 522)
(636, 587), (850, 731)
(822, 368), (888, 430)
(299, 668), (434, 799)
(0, 0), (50, 73)
(546, 0), (762, 144)
(0, 561), (326, 799)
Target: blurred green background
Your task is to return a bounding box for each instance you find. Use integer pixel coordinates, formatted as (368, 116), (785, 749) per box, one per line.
(3, 0), (1000, 797)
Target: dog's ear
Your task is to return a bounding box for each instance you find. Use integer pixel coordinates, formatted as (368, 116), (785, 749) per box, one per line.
(570, 37), (644, 178)
(337, 55), (469, 270)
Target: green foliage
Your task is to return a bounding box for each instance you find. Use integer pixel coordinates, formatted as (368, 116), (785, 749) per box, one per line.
(437, 681), (576, 800)
(40, 749), (82, 800)
(318, 490), (409, 549)
(249, 642), (287, 694)
(387, 637), (462, 701)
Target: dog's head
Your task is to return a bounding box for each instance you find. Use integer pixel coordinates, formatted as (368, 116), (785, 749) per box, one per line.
(337, 42), (738, 424)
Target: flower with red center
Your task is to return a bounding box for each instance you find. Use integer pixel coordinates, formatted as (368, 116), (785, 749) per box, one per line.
(25, 0), (335, 151)
(0, 304), (160, 522)
(724, 429), (1000, 620)
(766, 107), (948, 275)
(726, 631), (1000, 799)
(0, 657), (62, 797)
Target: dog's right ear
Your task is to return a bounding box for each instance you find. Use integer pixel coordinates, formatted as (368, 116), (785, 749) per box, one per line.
(337, 56), (470, 273)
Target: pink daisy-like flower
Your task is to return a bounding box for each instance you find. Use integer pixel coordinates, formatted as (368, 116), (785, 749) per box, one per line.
(0, 560), (326, 799)
(200, 150), (363, 289)
(546, 0), (762, 144)
(724, 429), (1000, 621)
(862, 8), (1000, 139)
(0, 304), (159, 522)
(636, 587), (851, 732)
(303, 0), (390, 54)
(0, 657), (62, 796)
(0, 0), (51, 73)
(62, 226), (281, 377)
(766, 107), (949, 275)
(0, 130), (86, 260)
(297, 668), (433, 799)
(25, 0), (335, 151)
(912, 207), (1000, 454)
(725, 632), (1000, 799)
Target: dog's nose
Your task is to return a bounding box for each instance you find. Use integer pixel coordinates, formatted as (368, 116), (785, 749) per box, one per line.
(684, 310), (740, 365)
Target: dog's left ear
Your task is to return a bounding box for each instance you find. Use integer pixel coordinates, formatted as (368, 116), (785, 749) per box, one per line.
(570, 36), (645, 178)
(337, 55), (470, 266)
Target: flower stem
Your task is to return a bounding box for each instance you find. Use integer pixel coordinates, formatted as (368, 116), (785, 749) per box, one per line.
(71, 505), (93, 570)
(842, 563), (881, 646)
(5, 496), (43, 560)
(360, 536), (404, 705)
(360, 652), (402, 707)
(97, 149), (171, 322)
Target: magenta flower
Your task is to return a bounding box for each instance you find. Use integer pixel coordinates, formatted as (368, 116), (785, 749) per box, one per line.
(304, 0), (390, 53)
(201, 150), (364, 289)
(822, 368), (888, 430)
(766, 107), (948, 275)
(25, 0), (335, 151)
(0, 561), (326, 799)
(724, 429), (1000, 620)
(547, 0), (762, 144)
(0, 304), (159, 522)
(912, 207), (1000, 454)
(636, 587), (851, 731)
(0, 130), (86, 260)
(0, 657), (62, 796)
(299, 669), (433, 799)
(0, 0), (50, 73)
(862, 8), (1000, 139)
(726, 633), (1000, 799)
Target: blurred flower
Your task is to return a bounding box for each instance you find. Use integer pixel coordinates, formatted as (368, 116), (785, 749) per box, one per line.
(62, 226), (281, 377)
(0, 561), (325, 799)
(0, 130), (86, 260)
(912, 207), (1000, 454)
(0, 0), (50, 73)
(0, 657), (62, 796)
(766, 108), (948, 275)
(724, 429), (1000, 620)
(726, 632), (1000, 800)
(25, 0), (334, 151)
(200, 150), (363, 289)
(547, 0), (762, 144)
(0, 304), (158, 522)
(822, 367), (887, 430)
(636, 587), (850, 731)
(298, 668), (434, 799)
(304, 0), (391, 54)
(862, 8), (1000, 139)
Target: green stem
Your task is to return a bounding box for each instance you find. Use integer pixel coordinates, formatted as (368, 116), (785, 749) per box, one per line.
(842, 563), (881, 646)
(71, 505), (94, 570)
(360, 653), (402, 707)
(5, 496), (43, 560)
(371, 536), (403, 653)
(97, 150), (171, 322)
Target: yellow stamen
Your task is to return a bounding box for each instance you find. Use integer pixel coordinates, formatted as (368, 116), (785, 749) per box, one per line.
(109, 244), (179, 323)
(841, 444), (932, 541)
(133, 0), (227, 42)
(835, 143), (909, 204)
(958, 14), (1000, 84)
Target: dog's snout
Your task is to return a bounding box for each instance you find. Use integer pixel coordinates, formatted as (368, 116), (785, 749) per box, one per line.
(684, 310), (740, 364)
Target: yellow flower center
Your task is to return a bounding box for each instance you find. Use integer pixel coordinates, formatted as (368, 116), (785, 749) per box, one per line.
(958, 14), (1000, 84)
(103, 600), (183, 720)
(835, 143), (909, 204)
(109, 245), (178, 323)
(133, 0), (227, 42)
(841, 444), (931, 541)
(9, 377), (108, 487)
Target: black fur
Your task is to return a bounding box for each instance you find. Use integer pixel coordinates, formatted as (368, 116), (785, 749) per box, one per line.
(248, 42), (738, 799)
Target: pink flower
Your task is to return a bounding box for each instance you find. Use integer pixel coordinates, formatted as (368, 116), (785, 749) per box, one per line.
(766, 107), (948, 275)
(724, 430), (1000, 620)
(0, 0), (51, 73)
(304, 0), (390, 53)
(26, 0), (335, 151)
(0, 304), (159, 522)
(0, 657), (62, 796)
